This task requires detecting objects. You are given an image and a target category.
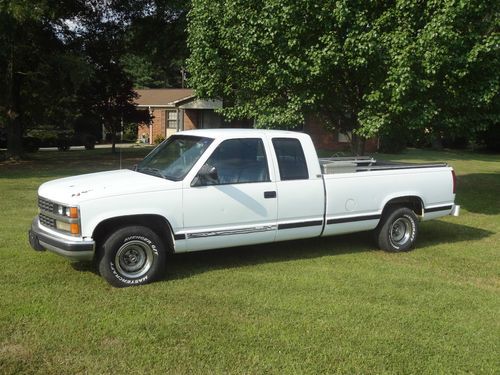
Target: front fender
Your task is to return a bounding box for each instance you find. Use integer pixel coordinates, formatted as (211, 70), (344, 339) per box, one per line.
(80, 190), (183, 240)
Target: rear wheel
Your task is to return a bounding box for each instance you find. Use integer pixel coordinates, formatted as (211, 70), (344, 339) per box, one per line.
(98, 226), (166, 287)
(376, 207), (418, 252)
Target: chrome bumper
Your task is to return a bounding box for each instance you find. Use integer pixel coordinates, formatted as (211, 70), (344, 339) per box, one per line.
(450, 204), (460, 217)
(28, 217), (95, 261)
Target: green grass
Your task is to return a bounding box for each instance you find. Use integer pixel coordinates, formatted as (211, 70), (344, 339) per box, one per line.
(1, 147), (499, 374)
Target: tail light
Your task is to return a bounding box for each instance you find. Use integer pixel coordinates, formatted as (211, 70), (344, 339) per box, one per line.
(451, 170), (457, 194)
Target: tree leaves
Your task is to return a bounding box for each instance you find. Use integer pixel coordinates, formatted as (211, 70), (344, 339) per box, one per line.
(188, 0), (499, 147)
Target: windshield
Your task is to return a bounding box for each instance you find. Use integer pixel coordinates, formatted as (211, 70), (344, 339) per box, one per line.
(136, 135), (213, 181)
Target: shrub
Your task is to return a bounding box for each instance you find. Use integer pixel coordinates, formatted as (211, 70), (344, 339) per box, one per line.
(378, 130), (407, 153)
(484, 124), (500, 152)
(154, 135), (165, 144)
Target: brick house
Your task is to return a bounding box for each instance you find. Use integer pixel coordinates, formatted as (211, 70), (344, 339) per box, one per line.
(135, 88), (377, 152)
(135, 89), (252, 144)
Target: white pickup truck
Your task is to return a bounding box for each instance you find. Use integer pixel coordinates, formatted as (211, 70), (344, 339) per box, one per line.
(29, 129), (460, 287)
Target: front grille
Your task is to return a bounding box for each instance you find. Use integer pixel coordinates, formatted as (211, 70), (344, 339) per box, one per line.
(39, 213), (56, 229)
(38, 196), (55, 213)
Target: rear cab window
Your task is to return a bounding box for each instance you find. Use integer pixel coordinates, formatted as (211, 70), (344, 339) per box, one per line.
(272, 138), (309, 180)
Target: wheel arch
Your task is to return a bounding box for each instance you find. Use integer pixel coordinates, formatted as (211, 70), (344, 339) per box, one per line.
(381, 195), (424, 218)
(92, 214), (174, 253)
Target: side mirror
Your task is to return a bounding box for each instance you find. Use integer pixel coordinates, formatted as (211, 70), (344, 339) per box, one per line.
(191, 164), (218, 187)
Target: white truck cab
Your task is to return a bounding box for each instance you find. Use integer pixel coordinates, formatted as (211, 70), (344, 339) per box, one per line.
(29, 129), (459, 287)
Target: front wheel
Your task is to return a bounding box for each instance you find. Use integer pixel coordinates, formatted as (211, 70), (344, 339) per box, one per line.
(98, 226), (166, 287)
(375, 207), (418, 252)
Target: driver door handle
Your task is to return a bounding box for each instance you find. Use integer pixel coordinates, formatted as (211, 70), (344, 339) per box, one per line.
(264, 191), (277, 199)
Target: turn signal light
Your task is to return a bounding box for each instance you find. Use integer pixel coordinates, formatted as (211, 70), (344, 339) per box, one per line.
(69, 207), (79, 218)
(70, 223), (80, 235)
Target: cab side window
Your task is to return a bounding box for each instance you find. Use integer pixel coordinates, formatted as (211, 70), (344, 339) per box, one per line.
(196, 138), (270, 186)
(272, 138), (309, 180)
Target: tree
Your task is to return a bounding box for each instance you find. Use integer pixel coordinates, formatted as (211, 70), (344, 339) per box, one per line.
(187, 0), (499, 153)
(1, 1), (190, 158)
(122, 0), (189, 88)
(360, 0), (500, 149)
(0, 1), (90, 159)
(77, 61), (140, 153)
(75, 3), (144, 153)
(68, 1), (188, 152)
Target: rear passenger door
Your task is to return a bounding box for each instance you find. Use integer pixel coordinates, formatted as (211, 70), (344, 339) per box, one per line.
(182, 138), (278, 252)
(271, 137), (325, 241)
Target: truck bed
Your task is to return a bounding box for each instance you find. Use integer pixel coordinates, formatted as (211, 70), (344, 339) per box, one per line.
(319, 157), (447, 174)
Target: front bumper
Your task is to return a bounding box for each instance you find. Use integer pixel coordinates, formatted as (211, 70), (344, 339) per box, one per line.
(28, 217), (95, 261)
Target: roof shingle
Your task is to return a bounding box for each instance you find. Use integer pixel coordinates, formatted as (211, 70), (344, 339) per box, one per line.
(135, 89), (195, 107)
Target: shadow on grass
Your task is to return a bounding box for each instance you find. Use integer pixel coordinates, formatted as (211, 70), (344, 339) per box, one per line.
(456, 173), (500, 215)
(0, 148), (151, 179)
(69, 233), (371, 278)
(375, 148), (500, 163)
(418, 220), (494, 247)
(165, 220), (493, 281)
(69, 221), (493, 282)
(165, 232), (372, 280)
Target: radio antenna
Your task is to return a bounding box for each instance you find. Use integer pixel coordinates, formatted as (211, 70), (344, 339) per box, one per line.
(119, 115), (124, 169)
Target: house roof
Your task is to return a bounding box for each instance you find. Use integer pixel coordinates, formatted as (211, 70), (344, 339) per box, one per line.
(135, 89), (195, 107)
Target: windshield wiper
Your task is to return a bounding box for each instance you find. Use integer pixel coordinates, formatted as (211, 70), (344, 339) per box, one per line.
(136, 167), (168, 179)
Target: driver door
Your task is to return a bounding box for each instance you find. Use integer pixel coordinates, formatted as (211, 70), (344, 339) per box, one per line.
(182, 138), (278, 252)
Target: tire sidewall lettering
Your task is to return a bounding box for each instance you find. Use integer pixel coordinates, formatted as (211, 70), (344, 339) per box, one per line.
(123, 235), (158, 255)
(405, 214), (417, 243)
(110, 261), (149, 284)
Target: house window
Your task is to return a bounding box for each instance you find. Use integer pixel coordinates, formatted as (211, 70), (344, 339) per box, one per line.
(167, 110), (178, 129)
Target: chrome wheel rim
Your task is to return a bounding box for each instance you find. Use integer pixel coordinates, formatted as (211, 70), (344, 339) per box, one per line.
(115, 240), (154, 278)
(390, 217), (412, 246)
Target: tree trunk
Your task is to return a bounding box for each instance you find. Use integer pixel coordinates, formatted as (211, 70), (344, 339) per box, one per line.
(6, 115), (23, 160)
(350, 133), (366, 156)
(431, 132), (443, 150)
(111, 130), (117, 153)
(5, 52), (23, 160)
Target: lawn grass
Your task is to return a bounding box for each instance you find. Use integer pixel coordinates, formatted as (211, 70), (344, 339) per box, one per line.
(1, 146), (499, 374)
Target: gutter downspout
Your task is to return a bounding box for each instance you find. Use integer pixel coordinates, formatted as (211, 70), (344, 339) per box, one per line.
(176, 108), (180, 132)
(148, 106), (153, 144)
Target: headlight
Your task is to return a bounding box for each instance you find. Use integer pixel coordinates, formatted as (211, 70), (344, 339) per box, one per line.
(56, 205), (79, 218)
(54, 204), (80, 235)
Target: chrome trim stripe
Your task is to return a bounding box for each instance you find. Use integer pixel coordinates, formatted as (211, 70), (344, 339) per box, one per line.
(176, 219), (325, 241)
(186, 225), (277, 239)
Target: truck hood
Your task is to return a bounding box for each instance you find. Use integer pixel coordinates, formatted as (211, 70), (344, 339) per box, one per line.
(38, 169), (178, 204)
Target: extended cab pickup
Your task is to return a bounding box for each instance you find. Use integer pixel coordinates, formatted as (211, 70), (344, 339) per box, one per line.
(29, 129), (460, 287)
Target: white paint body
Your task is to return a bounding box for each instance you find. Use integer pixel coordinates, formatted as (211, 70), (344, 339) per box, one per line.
(36, 129), (457, 255)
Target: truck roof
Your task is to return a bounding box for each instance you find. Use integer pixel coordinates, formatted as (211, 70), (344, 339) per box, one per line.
(178, 128), (308, 140)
